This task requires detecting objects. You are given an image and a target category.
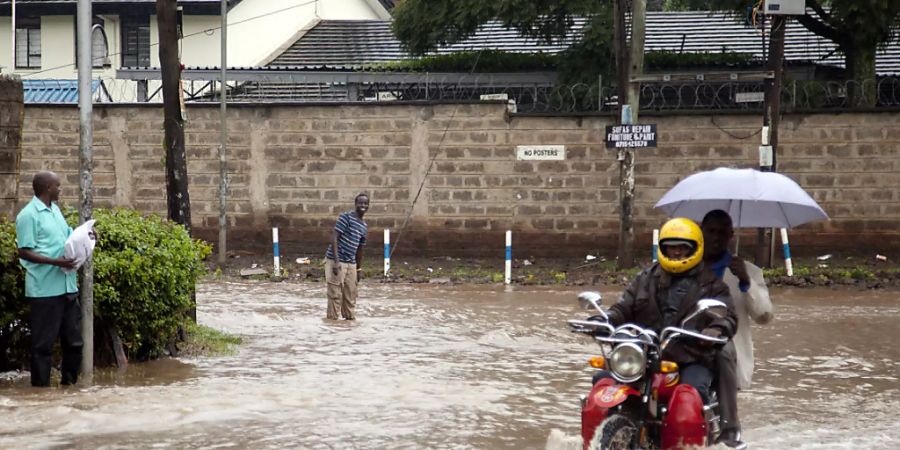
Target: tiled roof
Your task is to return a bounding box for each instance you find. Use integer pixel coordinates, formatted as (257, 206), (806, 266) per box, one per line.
(644, 11), (900, 75)
(269, 19), (586, 67)
(23, 79), (104, 103)
(271, 13), (900, 75)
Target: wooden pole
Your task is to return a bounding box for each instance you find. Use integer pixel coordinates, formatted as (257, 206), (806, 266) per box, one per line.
(757, 14), (785, 268)
(616, 0), (646, 269)
(157, 0), (192, 233)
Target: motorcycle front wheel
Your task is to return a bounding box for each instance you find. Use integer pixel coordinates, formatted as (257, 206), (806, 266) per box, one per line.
(589, 414), (638, 450)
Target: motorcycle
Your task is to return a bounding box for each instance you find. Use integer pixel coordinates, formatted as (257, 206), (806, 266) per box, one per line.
(567, 291), (731, 450)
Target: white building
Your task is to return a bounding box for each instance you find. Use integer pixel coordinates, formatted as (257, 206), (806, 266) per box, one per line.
(0, 0), (391, 102)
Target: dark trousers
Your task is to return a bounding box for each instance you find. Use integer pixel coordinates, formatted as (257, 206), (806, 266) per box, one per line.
(716, 341), (740, 431)
(592, 363), (712, 403)
(29, 293), (83, 387)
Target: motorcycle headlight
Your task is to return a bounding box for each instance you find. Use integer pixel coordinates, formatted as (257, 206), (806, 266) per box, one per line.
(608, 342), (647, 383)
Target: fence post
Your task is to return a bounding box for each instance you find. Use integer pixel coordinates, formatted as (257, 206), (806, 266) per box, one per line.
(505, 230), (512, 285)
(272, 227), (280, 276)
(652, 229), (659, 263)
(780, 228), (793, 276)
(384, 229), (391, 277)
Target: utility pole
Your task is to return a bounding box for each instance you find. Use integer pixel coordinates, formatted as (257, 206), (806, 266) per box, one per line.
(157, 0), (192, 233)
(757, 14), (786, 268)
(616, 0), (647, 269)
(76, 0), (94, 383)
(218, 0), (228, 267)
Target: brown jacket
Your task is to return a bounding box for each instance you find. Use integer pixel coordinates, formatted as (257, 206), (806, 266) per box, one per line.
(607, 262), (738, 367)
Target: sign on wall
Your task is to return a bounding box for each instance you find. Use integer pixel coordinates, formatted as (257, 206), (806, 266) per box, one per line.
(605, 124), (658, 149)
(516, 145), (566, 160)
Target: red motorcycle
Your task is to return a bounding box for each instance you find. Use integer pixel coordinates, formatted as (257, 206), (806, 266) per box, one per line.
(567, 292), (731, 450)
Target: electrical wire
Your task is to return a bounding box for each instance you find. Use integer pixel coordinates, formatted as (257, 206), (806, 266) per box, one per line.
(20, 0), (320, 78)
(387, 50), (485, 259)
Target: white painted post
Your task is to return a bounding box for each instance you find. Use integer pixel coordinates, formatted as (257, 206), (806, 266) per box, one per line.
(652, 229), (659, 263)
(780, 228), (793, 276)
(272, 227), (280, 276)
(505, 230), (512, 284)
(383, 229), (390, 277)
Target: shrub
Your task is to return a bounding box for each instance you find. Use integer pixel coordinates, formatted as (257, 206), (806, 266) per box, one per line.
(0, 208), (211, 368)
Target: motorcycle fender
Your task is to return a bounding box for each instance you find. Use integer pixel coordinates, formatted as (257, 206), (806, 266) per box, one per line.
(581, 379), (641, 450)
(661, 384), (707, 450)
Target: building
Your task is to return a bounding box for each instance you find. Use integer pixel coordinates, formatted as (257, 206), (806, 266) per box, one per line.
(0, 0), (391, 102)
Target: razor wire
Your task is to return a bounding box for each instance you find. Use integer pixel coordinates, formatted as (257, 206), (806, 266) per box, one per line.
(85, 75), (900, 112)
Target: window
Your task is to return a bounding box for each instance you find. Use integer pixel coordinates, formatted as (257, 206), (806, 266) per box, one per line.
(92, 17), (110, 68)
(75, 17), (110, 69)
(121, 15), (150, 67)
(15, 17), (41, 69)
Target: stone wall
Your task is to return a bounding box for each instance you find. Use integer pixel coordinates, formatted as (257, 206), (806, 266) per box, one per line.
(11, 103), (900, 259)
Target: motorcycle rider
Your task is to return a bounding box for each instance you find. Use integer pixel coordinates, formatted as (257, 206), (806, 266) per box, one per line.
(596, 217), (738, 405)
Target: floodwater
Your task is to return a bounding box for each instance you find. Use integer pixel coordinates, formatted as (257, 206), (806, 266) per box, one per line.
(0, 283), (898, 450)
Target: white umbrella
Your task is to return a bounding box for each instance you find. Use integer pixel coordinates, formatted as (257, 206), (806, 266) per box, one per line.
(654, 167), (828, 228)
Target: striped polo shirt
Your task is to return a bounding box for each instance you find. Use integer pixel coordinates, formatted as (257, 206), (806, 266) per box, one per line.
(325, 211), (368, 264)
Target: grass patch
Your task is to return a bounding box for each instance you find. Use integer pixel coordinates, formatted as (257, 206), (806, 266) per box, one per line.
(180, 322), (242, 357)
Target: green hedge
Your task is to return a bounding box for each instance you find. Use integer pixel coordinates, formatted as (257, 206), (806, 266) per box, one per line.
(0, 208), (211, 369)
(365, 49), (757, 78)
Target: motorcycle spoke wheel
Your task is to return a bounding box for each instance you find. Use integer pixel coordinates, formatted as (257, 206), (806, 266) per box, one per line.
(591, 414), (638, 450)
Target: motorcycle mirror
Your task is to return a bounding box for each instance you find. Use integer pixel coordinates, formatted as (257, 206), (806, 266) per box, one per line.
(681, 298), (728, 327)
(577, 291), (603, 311)
(696, 299), (727, 311)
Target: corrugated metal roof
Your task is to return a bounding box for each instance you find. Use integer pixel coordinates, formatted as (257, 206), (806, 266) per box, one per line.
(23, 79), (102, 103)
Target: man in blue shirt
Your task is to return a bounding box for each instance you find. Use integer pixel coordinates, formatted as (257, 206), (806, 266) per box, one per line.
(15, 171), (82, 387)
(324, 193), (369, 320)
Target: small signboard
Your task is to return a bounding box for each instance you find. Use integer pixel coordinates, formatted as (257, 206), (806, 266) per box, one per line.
(605, 124), (657, 149)
(480, 93), (509, 101)
(735, 91), (765, 103)
(516, 145), (566, 161)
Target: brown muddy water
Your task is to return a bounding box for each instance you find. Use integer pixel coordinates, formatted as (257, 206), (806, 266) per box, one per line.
(1, 283), (898, 449)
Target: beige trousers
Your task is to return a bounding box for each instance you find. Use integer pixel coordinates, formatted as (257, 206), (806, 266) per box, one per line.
(325, 259), (358, 320)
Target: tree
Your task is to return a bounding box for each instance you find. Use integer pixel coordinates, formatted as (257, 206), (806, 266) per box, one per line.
(392, 0), (616, 85)
(664, 0), (900, 107)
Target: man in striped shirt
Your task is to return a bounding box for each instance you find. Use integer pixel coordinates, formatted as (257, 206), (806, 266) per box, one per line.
(325, 193), (369, 320)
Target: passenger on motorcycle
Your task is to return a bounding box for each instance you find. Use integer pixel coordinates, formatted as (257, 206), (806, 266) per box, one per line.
(593, 217), (738, 405)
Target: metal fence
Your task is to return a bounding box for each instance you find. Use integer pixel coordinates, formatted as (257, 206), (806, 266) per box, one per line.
(93, 75), (900, 113)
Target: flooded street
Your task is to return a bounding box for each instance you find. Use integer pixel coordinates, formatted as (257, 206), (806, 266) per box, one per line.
(1, 282), (898, 449)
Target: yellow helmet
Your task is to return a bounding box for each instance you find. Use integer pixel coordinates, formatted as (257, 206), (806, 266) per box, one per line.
(657, 218), (704, 274)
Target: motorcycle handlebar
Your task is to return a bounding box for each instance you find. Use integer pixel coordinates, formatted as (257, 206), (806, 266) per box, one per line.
(660, 326), (729, 345)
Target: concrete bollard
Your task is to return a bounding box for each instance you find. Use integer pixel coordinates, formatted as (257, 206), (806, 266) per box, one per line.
(780, 228), (793, 276)
(505, 230), (512, 285)
(272, 227), (280, 276)
(384, 229), (390, 277)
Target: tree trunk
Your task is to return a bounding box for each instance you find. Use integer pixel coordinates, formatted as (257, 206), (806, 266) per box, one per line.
(845, 43), (878, 108)
(157, 0), (192, 233)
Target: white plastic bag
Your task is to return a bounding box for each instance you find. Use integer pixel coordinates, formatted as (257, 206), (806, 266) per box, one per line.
(63, 219), (96, 274)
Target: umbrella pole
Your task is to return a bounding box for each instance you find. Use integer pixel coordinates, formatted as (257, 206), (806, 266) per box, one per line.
(735, 232), (741, 256)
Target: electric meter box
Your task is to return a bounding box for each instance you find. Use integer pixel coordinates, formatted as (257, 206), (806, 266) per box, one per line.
(764, 0), (806, 15)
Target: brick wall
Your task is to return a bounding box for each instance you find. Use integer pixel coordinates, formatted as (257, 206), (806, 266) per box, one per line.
(11, 103), (900, 258)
